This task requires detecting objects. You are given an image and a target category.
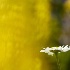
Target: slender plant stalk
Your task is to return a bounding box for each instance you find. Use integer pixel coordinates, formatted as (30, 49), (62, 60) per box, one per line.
(55, 53), (61, 70)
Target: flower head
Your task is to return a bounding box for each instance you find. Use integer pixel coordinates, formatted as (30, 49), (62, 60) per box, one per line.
(40, 45), (70, 56)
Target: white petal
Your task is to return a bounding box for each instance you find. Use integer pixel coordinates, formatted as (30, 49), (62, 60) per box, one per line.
(68, 46), (70, 50)
(62, 45), (64, 48)
(43, 48), (45, 49)
(45, 47), (50, 53)
(48, 52), (54, 56)
(40, 50), (45, 52)
(58, 46), (62, 51)
(51, 47), (57, 50)
(62, 45), (69, 52)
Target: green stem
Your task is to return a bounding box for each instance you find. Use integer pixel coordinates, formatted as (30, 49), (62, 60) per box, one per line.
(55, 53), (61, 70)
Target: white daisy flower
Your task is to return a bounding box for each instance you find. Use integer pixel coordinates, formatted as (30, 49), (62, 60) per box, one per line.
(40, 45), (70, 56)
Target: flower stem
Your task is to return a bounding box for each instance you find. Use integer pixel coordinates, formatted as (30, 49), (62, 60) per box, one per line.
(55, 53), (61, 70)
